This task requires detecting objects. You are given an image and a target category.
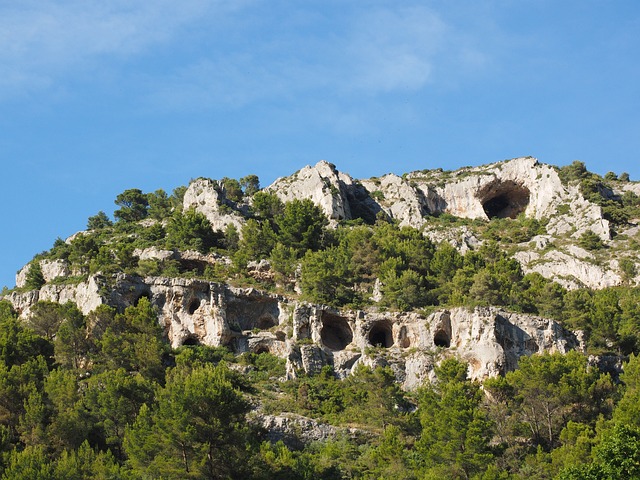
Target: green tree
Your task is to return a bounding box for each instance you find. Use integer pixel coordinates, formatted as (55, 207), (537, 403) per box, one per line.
(559, 424), (640, 480)
(251, 191), (283, 219)
(53, 304), (89, 370)
(86, 211), (113, 230)
(0, 302), (53, 367)
(27, 301), (71, 342)
(124, 362), (253, 479)
(166, 208), (222, 253)
(148, 189), (173, 220)
(83, 369), (155, 458)
(114, 188), (149, 223)
(613, 354), (640, 427)
(53, 441), (123, 480)
(221, 177), (243, 202)
(96, 297), (165, 381)
(170, 185), (188, 211)
(275, 199), (328, 254)
(414, 359), (495, 479)
(491, 352), (614, 451)
(24, 262), (45, 291)
(240, 174), (260, 196)
(237, 218), (277, 261)
(578, 230), (605, 251)
(1, 445), (54, 479)
(300, 246), (354, 306)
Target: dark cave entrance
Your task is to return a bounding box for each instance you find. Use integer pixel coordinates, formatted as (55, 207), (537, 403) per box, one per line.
(182, 336), (200, 346)
(480, 182), (531, 219)
(398, 325), (411, 348)
(134, 291), (152, 306)
(320, 313), (353, 351)
(188, 298), (201, 315)
(368, 320), (393, 348)
(433, 329), (451, 348)
(257, 315), (276, 330)
(254, 345), (270, 355)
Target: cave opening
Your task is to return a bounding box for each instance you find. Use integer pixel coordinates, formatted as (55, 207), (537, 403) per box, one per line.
(398, 325), (411, 349)
(254, 345), (270, 355)
(320, 313), (353, 351)
(257, 315), (276, 330)
(480, 182), (531, 219)
(188, 298), (201, 315)
(134, 291), (152, 306)
(182, 336), (199, 346)
(368, 320), (393, 348)
(434, 329), (451, 348)
(226, 298), (280, 331)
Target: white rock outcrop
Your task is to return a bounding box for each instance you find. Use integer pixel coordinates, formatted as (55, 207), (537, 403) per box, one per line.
(16, 259), (70, 288)
(3, 275), (580, 388)
(267, 160), (356, 221)
(183, 178), (245, 232)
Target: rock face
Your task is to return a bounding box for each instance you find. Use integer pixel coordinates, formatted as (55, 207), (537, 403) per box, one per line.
(277, 157), (610, 240)
(4, 275), (581, 388)
(16, 259), (70, 288)
(183, 178), (246, 232)
(267, 160), (380, 223)
(262, 157), (627, 289)
(8, 274), (105, 316)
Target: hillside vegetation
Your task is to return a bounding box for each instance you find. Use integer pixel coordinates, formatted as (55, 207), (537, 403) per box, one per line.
(1, 159), (640, 478)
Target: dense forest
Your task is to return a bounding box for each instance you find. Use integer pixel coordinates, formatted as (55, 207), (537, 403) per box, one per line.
(1, 163), (640, 478)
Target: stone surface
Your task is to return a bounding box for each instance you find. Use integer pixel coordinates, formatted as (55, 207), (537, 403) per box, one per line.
(183, 178), (246, 232)
(3, 274), (582, 387)
(16, 259), (70, 288)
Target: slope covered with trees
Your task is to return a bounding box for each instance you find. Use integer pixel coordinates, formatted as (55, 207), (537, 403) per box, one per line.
(1, 161), (640, 478)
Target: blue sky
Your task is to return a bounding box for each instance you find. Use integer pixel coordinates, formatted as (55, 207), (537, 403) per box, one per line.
(1, 0), (639, 289)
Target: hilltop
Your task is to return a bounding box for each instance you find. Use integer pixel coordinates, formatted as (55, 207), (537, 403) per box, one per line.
(3, 157), (640, 381)
(1, 156), (640, 477)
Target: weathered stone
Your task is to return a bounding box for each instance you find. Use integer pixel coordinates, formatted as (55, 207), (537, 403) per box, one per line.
(16, 259), (70, 288)
(183, 178), (245, 232)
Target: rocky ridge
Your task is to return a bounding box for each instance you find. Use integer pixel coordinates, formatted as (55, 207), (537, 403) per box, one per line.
(5, 156), (639, 387)
(6, 273), (581, 387)
(266, 157), (637, 289)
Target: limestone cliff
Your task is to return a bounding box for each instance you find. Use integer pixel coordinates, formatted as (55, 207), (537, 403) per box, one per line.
(5, 274), (581, 387)
(261, 157), (636, 290)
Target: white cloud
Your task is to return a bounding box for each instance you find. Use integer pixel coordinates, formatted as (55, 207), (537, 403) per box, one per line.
(0, 0), (245, 98)
(0, 2), (487, 110)
(146, 5), (481, 111)
(344, 7), (446, 93)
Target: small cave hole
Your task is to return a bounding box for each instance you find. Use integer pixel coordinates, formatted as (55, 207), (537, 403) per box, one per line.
(368, 320), (393, 348)
(398, 326), (411, 349)
(134, 292), (152, 306)
(182, 336), (200, 346)
(481, 182), (531, 219)
(434, 330), (451, 348)
(320, 313), (353, 351)
(254, 345), (270, 355)
(188, 299), (201, 315)
(257, 315), (276, 330)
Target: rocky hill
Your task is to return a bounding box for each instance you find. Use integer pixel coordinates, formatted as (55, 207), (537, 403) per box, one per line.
(4, 157), (640, 385)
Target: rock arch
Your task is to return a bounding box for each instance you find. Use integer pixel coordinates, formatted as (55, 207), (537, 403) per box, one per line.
(254, 345), (270, 355)
(478, 181), (530, 219)
(181, 336), (200, 346)
(368, 320), (393, 348)
(257, 314), (276, 330)
(320, 312), (353, 351)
